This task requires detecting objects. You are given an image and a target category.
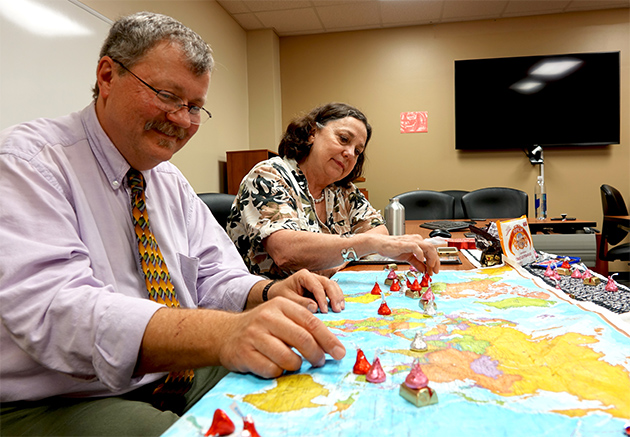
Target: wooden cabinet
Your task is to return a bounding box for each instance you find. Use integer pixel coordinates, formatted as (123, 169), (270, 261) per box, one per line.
(353, 177), (368, 199)
(226, 149), (278, 195)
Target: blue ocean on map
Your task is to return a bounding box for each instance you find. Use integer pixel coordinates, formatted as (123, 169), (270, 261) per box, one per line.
(164, 267), (630, 437)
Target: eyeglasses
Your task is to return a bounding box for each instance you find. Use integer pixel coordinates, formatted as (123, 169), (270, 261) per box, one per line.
(112, 59), (211, 125)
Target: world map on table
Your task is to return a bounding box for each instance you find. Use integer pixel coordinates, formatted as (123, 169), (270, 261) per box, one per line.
(163, 265), (630, 437)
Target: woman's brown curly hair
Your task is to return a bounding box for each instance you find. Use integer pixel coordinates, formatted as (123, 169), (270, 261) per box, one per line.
(278, 102), (372, 188)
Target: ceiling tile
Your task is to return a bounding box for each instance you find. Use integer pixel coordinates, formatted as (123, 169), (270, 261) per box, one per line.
(317, 2), (381, 30)
(244, 0), (313, 13)
(380, 0), (443, 25)
(442, 0), (509, 20)
(230, 12), (265, 30)
(216, 0), (629, 36)
(216, 0), (250, 14)
(255, 8), (325, 34)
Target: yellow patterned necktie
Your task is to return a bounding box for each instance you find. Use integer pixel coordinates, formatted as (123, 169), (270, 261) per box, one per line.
(127, 168), (194, 413)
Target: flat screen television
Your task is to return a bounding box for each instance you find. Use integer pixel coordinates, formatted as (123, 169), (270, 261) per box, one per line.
(454, 51), (620, 150)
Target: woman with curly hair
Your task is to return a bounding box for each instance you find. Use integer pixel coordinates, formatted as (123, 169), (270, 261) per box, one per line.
(227, 102), (439, 279)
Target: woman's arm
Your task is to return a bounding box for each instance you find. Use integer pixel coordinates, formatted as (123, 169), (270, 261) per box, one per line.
(264, 225), (439, 275)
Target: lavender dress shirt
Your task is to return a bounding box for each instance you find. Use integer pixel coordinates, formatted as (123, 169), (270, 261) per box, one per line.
(0, 104), (262, 402)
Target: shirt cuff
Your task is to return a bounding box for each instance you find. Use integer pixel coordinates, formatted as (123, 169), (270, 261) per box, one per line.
(93, 296), (163, 392)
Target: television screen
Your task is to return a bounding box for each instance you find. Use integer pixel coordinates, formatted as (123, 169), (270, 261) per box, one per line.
(454, 52), (620, 150)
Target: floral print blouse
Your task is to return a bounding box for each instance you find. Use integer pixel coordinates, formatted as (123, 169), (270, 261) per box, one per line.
(226, 157), (385, 278)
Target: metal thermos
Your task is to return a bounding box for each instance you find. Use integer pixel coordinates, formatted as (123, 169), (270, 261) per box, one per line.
(385, 197), (405, 235)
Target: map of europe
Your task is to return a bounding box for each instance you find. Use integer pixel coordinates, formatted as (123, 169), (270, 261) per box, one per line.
(163, 265), (630, 436)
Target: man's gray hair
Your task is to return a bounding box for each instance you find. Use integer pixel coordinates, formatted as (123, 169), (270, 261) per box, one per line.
(92, 11), (213, 100)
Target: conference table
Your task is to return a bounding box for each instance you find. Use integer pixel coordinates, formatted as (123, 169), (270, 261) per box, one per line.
(162, 218), (629, 437)
(527, 217), (597, 233)
(344, 219), (485, 271)
(345, 218), (601, 273)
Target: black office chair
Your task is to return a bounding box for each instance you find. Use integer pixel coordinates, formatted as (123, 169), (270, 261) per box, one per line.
(441, 190), (469, 219)
(461, 187), (528, 220)
(197, 193), (236, 230)
(395, 190), (455, 220)
(599, 184), (630, 263)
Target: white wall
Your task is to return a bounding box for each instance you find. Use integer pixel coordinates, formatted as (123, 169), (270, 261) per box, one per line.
(0, 0), (111, 130)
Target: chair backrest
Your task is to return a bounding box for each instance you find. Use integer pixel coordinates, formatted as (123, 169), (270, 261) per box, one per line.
(395, 190), (455, 220)
(197, 193), (236, 230)
(461, 187), (528, 220)
(441, 190), (469, 219)
(600, 184), (628, 246)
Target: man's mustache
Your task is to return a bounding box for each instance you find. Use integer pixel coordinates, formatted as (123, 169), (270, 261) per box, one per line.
(144, 120), (187, 140)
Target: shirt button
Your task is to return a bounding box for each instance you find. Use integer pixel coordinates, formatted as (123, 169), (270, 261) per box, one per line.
(112, 180), (120, 189)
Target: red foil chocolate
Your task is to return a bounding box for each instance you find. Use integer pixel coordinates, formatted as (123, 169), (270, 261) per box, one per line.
(352, 349), (371, 375)
(205, 409), (235, 437)
(370, 281), (382, 295)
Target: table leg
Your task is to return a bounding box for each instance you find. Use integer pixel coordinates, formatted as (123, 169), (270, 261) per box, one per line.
(593, 233), (609, 276)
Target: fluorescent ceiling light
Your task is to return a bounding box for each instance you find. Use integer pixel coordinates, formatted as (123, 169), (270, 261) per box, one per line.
(529, 58), (583, 79)
(510, 79), (545, 94)
(0, 0), (92, 36)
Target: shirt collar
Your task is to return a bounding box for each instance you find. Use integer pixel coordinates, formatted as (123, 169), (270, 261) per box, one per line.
(80, 102), (131, 191)
(284, 158), (310, 193)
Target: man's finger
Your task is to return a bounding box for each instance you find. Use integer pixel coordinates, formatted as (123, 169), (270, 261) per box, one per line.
(273, 300), (346, 364)
(284, 292), (320, 313)
(253, 330), (305, 373)
(303, 274), (345, 313)
(295, 271), (330, 313)
(236, 348), (285, 379)
(327, 279), (345, 312)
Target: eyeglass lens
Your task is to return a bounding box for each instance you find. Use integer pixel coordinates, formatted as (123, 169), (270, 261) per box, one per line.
(112, 59), (211, 125)
(153, 92), (210, 125)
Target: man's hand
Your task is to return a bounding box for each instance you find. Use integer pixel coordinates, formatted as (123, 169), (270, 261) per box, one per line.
(255, 269), (345, 314)
(219, 297), (346, 378)
(137, 297), (346, 379)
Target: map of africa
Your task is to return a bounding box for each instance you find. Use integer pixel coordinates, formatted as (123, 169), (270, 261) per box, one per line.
(163, 265), (630, 436)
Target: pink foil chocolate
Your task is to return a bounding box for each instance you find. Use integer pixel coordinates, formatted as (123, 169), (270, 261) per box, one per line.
(404, 361), (429, 390)
(366, 357), (386, 383)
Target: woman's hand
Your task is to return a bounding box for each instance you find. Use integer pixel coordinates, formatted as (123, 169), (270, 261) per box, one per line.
(373, 234), (440, 275)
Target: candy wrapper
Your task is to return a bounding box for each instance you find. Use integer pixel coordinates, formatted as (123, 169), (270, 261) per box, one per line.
(370, 281), (382, 295)
(204, 409), (235, 436)
(366, 357), (386, 383)
(384, 267), (398, 286)
(497, 216), (536, 266)
(399, 359), (438, 408)
(378, 293), (392, 315)
(404, 359), (429, 390)
(420, 288), (437, 316)
(410, 331), (428, 352)
(468, 222), (503, 266)
(352, 348), (371, 375)
(390, 279), (401, 292)
(605, 275), (619, 292)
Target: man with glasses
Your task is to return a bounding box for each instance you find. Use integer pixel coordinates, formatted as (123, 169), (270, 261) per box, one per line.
(0, 12), (345, 436)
